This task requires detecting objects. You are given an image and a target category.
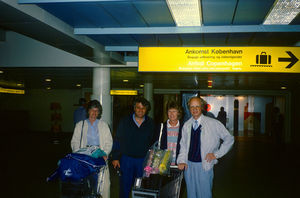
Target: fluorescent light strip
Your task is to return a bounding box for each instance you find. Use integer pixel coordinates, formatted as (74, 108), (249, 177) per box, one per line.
(167, 0), (201, 26)
(110, 90), (138, 95)
(0, 87), (25, 94)
(264, 0), (300, 25)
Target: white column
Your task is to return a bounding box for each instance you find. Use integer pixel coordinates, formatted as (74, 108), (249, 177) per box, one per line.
(144, 82), (154, 118)
(92, 67), (111, 127)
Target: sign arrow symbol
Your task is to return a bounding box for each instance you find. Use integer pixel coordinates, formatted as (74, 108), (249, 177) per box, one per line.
(278, 51), (299, 68)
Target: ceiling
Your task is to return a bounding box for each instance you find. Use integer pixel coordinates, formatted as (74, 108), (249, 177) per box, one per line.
(0, 0), (300, 91)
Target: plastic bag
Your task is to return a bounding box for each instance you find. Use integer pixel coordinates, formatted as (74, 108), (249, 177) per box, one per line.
(57, 153), (106, 182)
(47, 153), (106, 182)
(75, 146), (107, 158)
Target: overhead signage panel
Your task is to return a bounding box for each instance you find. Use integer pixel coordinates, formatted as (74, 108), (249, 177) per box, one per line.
(110, 90), (138, 95)
(138, 47), (300, 73)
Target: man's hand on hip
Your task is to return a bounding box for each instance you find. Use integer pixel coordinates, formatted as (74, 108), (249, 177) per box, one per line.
(205, 153), (216, 163)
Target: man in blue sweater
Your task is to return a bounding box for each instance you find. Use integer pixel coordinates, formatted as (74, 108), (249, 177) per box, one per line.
(73, 98), (87, 126)
(112, 97), (155, 198)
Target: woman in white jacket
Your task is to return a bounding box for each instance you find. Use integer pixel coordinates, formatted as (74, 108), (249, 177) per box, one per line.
(71, 100), (113, 198)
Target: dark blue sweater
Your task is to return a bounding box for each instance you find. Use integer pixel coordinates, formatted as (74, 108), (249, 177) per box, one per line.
(188, 125), (202, 162)
(112, 114), (155, 160)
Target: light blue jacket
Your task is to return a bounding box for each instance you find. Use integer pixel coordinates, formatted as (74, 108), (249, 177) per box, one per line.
(177, 114), (234, 171)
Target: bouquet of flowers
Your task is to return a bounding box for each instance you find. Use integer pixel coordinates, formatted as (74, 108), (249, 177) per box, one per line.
(143, 149), (173, 177)
(159, 150), (172, 174)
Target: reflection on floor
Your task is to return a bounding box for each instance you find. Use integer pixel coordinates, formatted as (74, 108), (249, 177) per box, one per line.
(3, 132), (299, 198)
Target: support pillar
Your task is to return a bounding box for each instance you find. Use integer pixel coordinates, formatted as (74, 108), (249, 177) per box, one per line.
(144, 82), (154, 118)
(92, 67), (112, 127)
(234, 99), (239, 136)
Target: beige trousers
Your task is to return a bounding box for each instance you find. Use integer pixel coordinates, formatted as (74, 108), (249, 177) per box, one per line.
(97, 165), (110, 198)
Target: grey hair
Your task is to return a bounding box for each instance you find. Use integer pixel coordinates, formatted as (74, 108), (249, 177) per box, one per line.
(187, 96), (206, 110)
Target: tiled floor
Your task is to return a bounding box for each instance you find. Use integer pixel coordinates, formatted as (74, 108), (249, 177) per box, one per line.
(3, 132), (299, 198)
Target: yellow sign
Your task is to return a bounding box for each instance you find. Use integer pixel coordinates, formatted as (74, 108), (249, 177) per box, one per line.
(138, 47), (300, 73)
(110, 90), (138, 95)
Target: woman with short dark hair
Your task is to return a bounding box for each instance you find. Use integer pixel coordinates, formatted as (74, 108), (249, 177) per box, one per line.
(157, 100), (184, 165)
(71, 99), (112, 198)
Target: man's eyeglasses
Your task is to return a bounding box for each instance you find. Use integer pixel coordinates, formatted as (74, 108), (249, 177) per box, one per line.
(189, 105), (201, 109)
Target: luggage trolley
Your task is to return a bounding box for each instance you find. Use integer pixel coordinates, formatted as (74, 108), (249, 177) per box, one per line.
(60, 171), (98, 198)
(132, 166), (184, 198)
(47, 152), (107, 198)
(60, 165), (106, 198)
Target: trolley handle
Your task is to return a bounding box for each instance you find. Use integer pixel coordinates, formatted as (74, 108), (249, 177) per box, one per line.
(115, 166), (122, 176)
(170, 165), (185, 173)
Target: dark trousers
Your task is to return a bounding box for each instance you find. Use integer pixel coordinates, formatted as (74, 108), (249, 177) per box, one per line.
(119, 155), (144, 198)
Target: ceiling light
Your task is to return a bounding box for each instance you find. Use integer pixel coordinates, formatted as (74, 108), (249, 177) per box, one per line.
(17, 83), (23, 87)
(123, 79), (129, 82)
(46, 87), (51, 90)
(140, 84), (144, 88)
(208, 80), (212, 88)
(263, 0), (300, 25)
(167, 0), (202, 26)
(45, 78), (51, 82)
(76, 84), (81, 87)
(281, 86), (287, 89)
(0, 70), (3, 74)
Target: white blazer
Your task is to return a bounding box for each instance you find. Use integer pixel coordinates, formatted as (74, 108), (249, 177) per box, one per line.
(70, 119), (113, 198)
(71, 119), (113, 155)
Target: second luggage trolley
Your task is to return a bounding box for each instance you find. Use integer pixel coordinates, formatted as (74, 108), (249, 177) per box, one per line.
(132, 166), (184, 198)
(132, 138), (184, 198)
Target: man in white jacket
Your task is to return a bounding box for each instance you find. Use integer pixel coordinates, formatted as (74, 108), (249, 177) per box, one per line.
(177, 97), (234, 198)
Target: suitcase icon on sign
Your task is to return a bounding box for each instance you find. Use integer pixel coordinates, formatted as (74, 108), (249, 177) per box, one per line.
(256, 52), (271, 64)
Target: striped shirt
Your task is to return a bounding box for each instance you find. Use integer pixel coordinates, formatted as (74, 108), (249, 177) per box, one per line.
(167, 120), (180, 165)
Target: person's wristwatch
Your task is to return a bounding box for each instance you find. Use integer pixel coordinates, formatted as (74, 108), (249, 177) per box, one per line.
(214, 153), (219, 159)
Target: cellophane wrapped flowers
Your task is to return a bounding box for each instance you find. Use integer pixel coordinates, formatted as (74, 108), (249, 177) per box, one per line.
(143, 149), (173, 177)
